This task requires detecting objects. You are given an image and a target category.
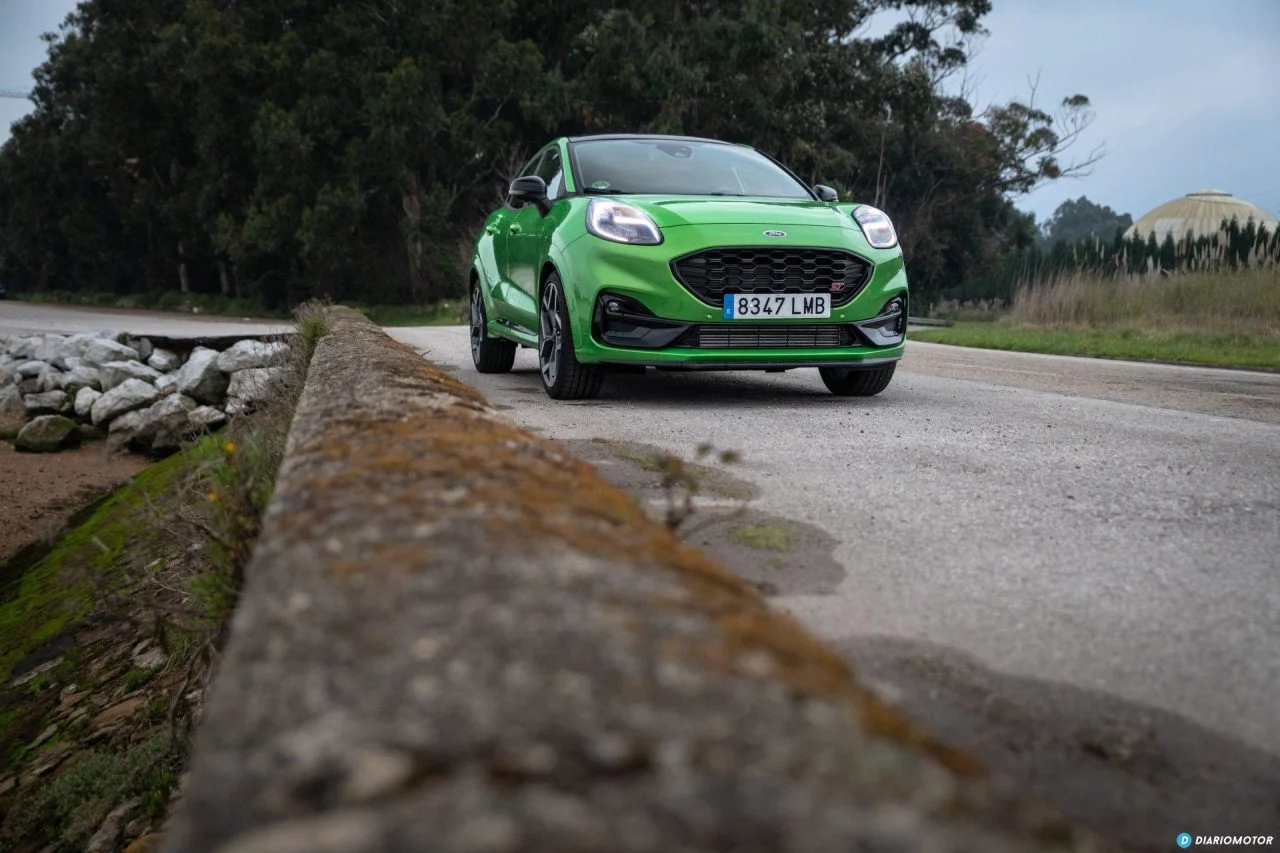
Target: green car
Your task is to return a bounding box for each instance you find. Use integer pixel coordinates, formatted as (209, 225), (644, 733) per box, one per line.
(470, 134), (908, 399)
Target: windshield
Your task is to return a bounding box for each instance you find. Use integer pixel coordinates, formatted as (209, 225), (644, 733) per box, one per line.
(570, 139), (813, 199)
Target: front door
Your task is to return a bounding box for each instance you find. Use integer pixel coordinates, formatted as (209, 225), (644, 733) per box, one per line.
(504, 147), (566, 330)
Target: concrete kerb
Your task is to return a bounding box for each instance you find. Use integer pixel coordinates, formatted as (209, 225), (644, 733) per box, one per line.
(162, 308), (1104, 852)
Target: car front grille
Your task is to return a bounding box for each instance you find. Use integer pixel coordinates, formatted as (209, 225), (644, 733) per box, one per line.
(681, 324), (857, 349)
(671, 247), (872, 307)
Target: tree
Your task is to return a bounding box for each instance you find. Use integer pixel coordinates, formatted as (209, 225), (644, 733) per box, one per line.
(0, 0), (1106, 310)
(1040, 196), (1134, 246)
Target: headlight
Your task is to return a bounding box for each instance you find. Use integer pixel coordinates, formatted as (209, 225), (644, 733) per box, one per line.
(853, 205), (898, 249)
(587, 199), (663, 245)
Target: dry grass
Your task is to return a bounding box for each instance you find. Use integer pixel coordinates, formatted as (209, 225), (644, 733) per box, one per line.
(1007, 267), (1280, 337)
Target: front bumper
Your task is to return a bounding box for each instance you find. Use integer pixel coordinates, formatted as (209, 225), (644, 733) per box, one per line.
(556, 222), (909, 369)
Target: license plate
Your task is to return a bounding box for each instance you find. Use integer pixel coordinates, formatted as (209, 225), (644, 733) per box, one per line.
(722, 293), (831, 319)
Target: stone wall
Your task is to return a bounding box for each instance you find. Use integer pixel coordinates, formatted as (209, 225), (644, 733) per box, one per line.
(162, 309), (1104, 853)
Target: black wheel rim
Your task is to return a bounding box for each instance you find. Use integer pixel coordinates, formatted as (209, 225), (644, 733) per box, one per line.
(539, 283), (562, 387)
(470, 287), (484, 362)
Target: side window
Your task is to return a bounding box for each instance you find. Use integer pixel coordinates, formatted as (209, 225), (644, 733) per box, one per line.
(536, 149), (564, 200)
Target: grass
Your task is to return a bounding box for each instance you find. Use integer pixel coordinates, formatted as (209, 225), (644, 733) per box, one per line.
(0, 303), (328, 851)
(915, 267), (1280, 369)
(731, 522), (796, 552)
(353, 299), (466, 327)
(0, 457), (190, 685)
(8, 734), (182, 843)
(913, 324), (1280, 368)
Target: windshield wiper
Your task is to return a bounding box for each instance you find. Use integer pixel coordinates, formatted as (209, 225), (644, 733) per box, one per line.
(706, 191), (747, 196)
(582, 186), (626, 195)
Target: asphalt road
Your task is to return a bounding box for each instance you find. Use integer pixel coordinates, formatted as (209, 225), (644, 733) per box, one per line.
(6, 303), (1278, 842)
(386, 325), (1280, 762)
(0, 300), (291, 339)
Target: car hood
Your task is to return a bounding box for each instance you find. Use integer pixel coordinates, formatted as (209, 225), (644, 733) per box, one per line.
(617, 196), (855, 230)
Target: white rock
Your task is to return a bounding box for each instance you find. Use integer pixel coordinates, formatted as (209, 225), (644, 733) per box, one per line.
(188, 405), (228, 432)
(15, 360), (55, 378)
(15, 415), (81, 453)
(75, 386), (103, 418)
(24, 389), (72, 415)
(127, 337), (154, 361)
(147, 348), (180, 372)
(105, 409), (148, 452)
(0, 361), (14, 387)
(0, 384), (24, 413)
(7, 336), (40, 359)
(176, 347), (228, 405)
(33, 334), (69, 365)
(155, 373), (178, 395)
(80, 338), (140, 367)
(227, 367), (281, 400)
(99, 360), (161, 391)
(90, 378), (161, 425)
(216, 340), (288, 373)
(56, 365), (102, 393)
(138, 395), (198, 453)
(34, 370), (64, 393)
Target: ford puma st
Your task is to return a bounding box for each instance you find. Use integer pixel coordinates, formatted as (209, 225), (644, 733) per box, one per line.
(469, 134), (908, 399)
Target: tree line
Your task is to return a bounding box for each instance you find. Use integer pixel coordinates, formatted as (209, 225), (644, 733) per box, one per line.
(0, 0), (1100, 311)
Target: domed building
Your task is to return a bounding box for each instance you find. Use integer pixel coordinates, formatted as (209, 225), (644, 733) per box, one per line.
(1125, 190), (1278, 244)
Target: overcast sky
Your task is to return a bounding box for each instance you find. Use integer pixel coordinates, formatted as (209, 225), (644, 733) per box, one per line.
(2, 0), (1278, 222)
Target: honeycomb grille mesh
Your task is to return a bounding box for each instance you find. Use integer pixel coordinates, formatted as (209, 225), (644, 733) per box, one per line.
(684, 324), (856, 349)
(672, 247), (871, 307)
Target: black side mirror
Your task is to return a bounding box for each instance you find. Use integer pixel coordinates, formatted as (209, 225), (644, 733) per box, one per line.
(509, 175), (550, 213)
(813, 184), (839, 202)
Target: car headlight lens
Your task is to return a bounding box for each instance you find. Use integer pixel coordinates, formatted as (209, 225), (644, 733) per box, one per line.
(587, 199), (663, 245)
(853, 205), (898, 249)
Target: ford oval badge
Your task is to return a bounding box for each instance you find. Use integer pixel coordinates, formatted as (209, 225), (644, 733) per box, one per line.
(763, 230), (787, 238)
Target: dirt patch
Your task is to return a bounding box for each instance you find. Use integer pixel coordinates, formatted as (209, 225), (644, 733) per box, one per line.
(0, 414), (149, 561)
(567, 439), (845, 597)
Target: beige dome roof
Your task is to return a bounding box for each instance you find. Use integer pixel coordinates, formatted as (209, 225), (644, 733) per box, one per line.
(1125, 190), (1278, 243)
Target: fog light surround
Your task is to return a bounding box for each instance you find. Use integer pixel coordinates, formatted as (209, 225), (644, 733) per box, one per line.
(854, 295), (907, 346)
(592, 292), (691, 349)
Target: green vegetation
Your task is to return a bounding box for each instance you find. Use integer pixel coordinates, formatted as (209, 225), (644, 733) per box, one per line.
(914, 324), (1280, 369)
(731, 523), (797, 552)
(355, 300), (467, 327)
(1, 0), (1097, 311)
(0, 458), (185, 685)
(915, 267), (1280, 368)
(8, 734), (182, 844)
(0, 308), (326, 851)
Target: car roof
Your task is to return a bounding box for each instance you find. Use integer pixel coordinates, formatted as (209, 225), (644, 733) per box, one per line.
(565, 133), (744, 147)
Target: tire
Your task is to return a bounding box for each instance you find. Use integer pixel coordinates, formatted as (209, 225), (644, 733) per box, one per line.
(470, 283), (516, 373)
(538, 273), (603, 400)
(819, 363), (896, 397)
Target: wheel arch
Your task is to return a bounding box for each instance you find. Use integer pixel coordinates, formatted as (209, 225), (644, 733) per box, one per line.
(538, 256), (593, 350)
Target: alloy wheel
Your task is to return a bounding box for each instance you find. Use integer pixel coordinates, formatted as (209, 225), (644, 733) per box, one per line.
(470, 286), (485, 363)
(539, 283), (563, 387)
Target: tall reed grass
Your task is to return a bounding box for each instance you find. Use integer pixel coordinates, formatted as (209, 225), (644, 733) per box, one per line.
(1007, 267), (1280, 338)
